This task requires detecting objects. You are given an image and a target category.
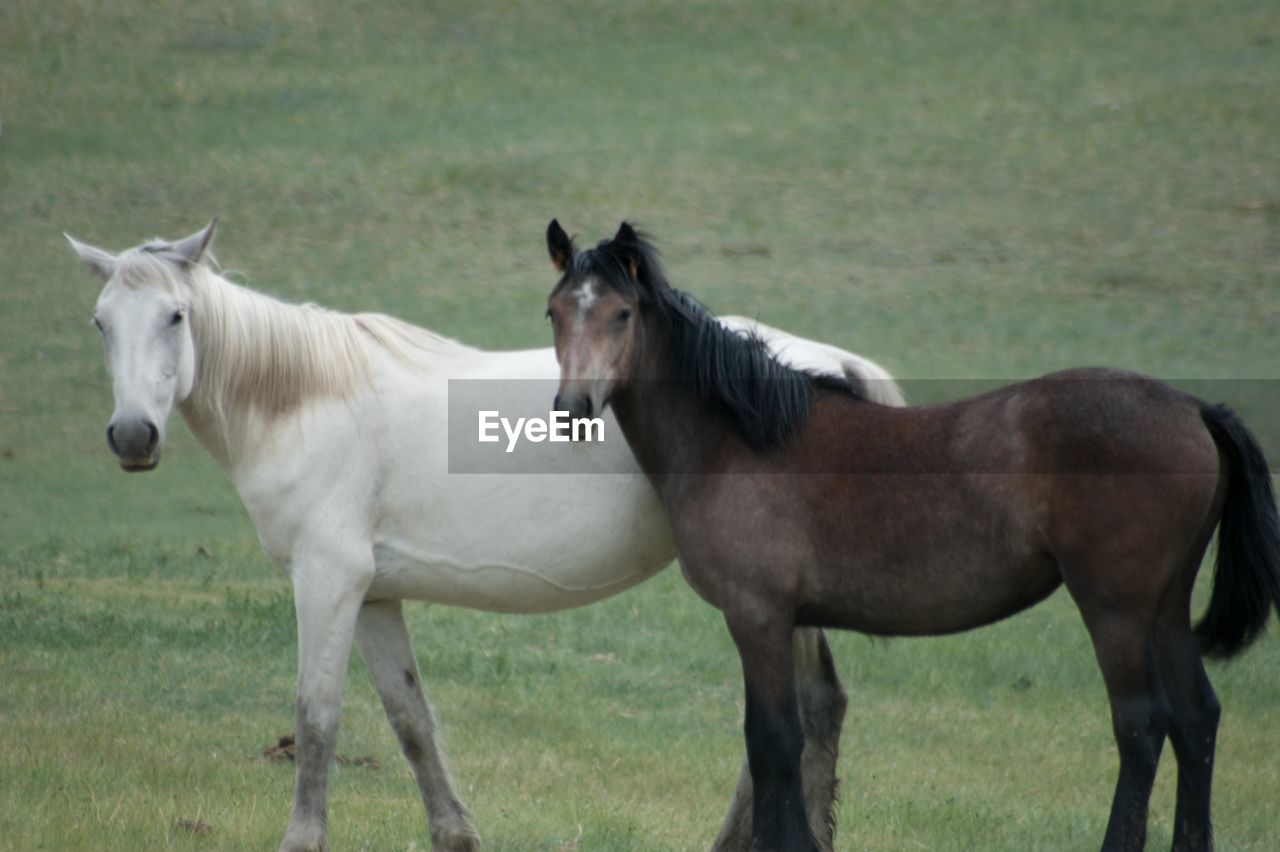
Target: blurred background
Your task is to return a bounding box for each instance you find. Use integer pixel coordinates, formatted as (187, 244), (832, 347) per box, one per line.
(2, 1), (1277, 849)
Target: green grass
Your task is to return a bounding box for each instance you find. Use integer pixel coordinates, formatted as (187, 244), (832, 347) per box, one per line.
(2, 0), (1279, 849)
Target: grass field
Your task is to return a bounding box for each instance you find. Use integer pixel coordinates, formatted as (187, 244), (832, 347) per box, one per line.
(2, 0), (1279, 849)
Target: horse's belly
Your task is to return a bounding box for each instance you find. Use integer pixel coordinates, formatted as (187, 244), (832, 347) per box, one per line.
(806, 551), (1063, 636)
(368, 472), (678, 612)
(367, 538), (670, 612)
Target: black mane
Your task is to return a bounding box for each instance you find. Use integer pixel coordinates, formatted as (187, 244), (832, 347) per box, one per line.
(561, 226), (861, 453)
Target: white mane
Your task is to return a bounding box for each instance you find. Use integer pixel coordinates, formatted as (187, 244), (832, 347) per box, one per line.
(114, 249), (467, 464)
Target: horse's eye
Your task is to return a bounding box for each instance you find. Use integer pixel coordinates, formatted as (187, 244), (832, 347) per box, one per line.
(616, 308), (632, 323)
(170, 310), (185, 326)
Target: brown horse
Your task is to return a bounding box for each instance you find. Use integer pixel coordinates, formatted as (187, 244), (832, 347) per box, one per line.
(542, 220), (1280, 852)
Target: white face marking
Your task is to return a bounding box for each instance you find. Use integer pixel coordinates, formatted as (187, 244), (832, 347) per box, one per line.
(575, 279), (600, 318)
(561, 279), (610, 401)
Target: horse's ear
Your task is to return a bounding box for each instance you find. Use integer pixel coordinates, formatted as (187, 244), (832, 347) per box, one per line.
(614, 222), (638, 245)
(64, 233), (118, 281)
(170, 218), (218, 268)
(613, 222), (641, 280)
(547, 219), (574, 272)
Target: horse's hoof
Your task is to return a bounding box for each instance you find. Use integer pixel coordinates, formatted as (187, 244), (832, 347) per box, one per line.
(431, 817), (482, 852)
(278, 824), (328, 852)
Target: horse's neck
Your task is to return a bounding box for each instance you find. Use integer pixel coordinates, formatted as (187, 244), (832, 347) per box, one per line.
(176, 387), (239, 472)
(172, 273), (475, 474)
(175, 278), (311, 473)
(176, 340), (250, 474)
(609, 338), (731, 495)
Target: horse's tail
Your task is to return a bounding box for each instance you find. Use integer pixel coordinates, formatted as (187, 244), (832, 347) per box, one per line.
(1195, 403), (1280, 658)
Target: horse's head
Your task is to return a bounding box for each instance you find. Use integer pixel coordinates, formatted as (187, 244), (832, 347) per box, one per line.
(545, 219), (660, 420)
(65, 220), (217, 471)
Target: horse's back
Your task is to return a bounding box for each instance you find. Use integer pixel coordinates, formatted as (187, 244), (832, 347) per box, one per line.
(962, 369), (1220, 496)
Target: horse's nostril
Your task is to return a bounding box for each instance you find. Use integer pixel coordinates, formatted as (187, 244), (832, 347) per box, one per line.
(106, 418), (159, 460)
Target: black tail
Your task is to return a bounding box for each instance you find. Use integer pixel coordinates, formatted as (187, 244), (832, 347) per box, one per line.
(1195, 404), (1280, 658)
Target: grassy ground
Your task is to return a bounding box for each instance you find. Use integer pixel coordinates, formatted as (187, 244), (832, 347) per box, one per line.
(2, 0), (1278, 849)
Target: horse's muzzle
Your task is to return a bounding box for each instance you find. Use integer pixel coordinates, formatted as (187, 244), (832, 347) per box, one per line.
(554, 392), (594, 422)
(107, 417), (161, 471)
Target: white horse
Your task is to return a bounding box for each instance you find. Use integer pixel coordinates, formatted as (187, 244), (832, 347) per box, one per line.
(66, 220), (905, 852)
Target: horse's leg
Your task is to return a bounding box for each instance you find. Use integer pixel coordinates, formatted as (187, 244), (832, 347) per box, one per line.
(279, 544), (373, 852)
(353, 599), (480, 852)
(1154, 605), (1220, 851)
(1077, 606), (1170, 852)
(723, 610), (817, 852)
(794, 628), (846, 849)
(711, 753), (753, 851)
(712, 628), (846, 852)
